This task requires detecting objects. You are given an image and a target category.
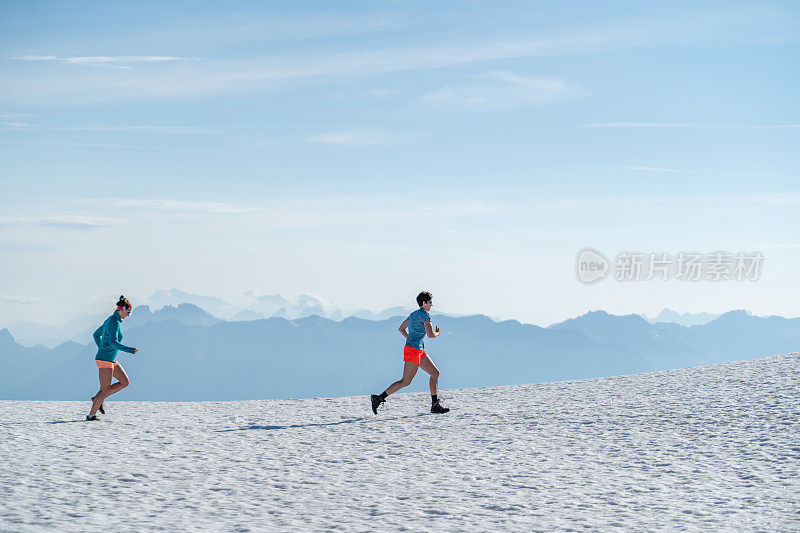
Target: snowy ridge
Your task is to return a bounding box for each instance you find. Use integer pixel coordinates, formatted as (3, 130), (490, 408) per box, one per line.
(1, 352), (798, 531)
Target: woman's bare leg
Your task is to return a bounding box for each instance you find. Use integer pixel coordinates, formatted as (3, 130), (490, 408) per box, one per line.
(384, 362), (419, 396)
(90, 368), (113, 415)
(109, 362), (130, 396)
(419, 355), (440, 396)
(90, 363), (130, 414)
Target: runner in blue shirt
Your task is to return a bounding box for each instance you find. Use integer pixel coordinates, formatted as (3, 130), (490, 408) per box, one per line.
(371, 291), (449, 414)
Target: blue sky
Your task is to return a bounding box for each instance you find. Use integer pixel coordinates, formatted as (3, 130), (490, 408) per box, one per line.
(1, 1), (798, 326)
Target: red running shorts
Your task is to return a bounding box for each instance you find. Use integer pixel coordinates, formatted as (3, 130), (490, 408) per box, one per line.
(403, 346), (427, 365)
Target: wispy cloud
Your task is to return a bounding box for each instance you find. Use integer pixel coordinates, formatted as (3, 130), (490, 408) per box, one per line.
(84, 193), (800, 231)
(1, 111), (34, 127)
(512, 193), (800, 216)
(140, 11), (401, 47)
(418, 71), (583, 111)
(365, 88), (399, 99)
(582, 122), (708, 128)
(0, 215), (121, 229)
(13, 55), (198, 65)
(612, 166), (800, 179)
(307, 130), (397, 146)
(741, 124), (800, 129)
(583, 122), (800, 129)
(79, 198), (250, 214)
(0, 295), (43, 304)
(23, 140), (221, 151)
(48, 125), (222, 134)
(78, 194), (503, 230)
(40, 216), (121, 229)
(735, 242), (800, 249)
(0, 112), (34, 119)
(0, 242), (52, 252)
(554, 163), (800, 179)
(1, 14), (776, 104)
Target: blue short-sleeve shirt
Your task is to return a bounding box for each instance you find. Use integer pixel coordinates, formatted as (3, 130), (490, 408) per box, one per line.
(405, 308), (431, 350)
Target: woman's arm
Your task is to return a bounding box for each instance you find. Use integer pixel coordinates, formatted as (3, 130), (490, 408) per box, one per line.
(93, 325), (103, 347)
(398, 318), (409, 339)
(424, 321), (441, 338)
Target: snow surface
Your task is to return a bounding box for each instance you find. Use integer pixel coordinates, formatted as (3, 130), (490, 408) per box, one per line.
(1, 353), (798, 531)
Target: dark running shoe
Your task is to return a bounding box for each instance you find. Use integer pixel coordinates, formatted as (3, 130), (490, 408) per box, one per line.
(430, 401), (450, 414)
(86, 415), (101, 421)
(371, 394), (385, 415)
(91, 395), (105, 415)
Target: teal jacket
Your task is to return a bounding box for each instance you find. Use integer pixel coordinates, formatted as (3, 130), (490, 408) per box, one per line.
(94, 312), (136, 362)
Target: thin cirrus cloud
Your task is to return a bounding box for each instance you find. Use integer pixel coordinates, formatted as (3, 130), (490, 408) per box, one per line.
(0, 295), (43, 304)
(24, 140), (224, 151)
(582, 122), (710, 128)
(742, 124), (800, 129)
(12, 55), (198, 65)
(0, 215), (121, 229)
(79, 197), (250, 214)
(583, 122), (800, 129)
(613, 166), (800, 179)
(75, 195), (502, 230)
(307, 130), (396, 146)
(0, 15), (766, 104)
(417, 71), (584, 111)
(557, 163), (800, 180)
(141, 11), (400, 45)
(519, 193), (800, 215)
(42, 125), (223, 134)
(0, 112), (33, 127)
(38, 215), (121, 229)
(736, 242), (800, 249)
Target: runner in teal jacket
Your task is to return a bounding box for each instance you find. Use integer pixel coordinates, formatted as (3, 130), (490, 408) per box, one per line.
(88, 295), (138, 421)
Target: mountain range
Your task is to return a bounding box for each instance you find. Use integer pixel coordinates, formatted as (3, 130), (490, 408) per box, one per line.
(643, 308), (721, 326)
(2, 290), (446, 347)
(1, 304), (797, 401)
(0, 287), (755, 349)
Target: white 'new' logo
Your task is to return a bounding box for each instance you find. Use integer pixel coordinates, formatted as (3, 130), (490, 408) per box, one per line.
(576, 249), (609, 284)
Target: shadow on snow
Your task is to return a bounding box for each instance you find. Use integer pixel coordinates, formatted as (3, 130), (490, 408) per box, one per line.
(217, 413), (430, 432)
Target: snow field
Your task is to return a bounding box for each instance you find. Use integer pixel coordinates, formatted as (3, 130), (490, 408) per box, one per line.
(1, 353), (798, 531)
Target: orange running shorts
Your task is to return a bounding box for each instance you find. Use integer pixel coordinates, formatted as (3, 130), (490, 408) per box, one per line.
(403, 346), (427, 365)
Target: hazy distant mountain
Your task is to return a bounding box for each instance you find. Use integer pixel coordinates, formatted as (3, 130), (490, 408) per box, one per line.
(0, 328), (87, 394)
(656, 310), (799, 362)
(549, 310), (708, 369)
(1, 321), (63, 348)
(230, 309), (265, 322)
(645, 308), (721, 326)
(68, 304), (224, 346)
(147, 289), (240, 319)
(149, 289), (412, 322)
(247, 293), (318, 319)
(350, 306), (409, 321)
(127, 303), (223, 328)
(1, 310), (797, 401)
(3, 312), (106, 348)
